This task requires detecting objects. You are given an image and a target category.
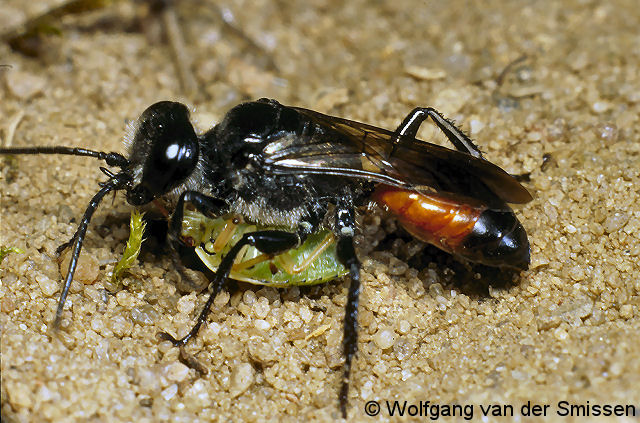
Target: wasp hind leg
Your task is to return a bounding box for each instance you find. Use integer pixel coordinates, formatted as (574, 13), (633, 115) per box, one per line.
(395, 108), (534, 181)
(393, 107), (484, 159)
(159, 229), (301, 346)
(335, 203), (360, 418)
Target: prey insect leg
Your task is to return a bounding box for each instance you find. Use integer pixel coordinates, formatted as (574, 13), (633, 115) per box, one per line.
(392, 107), (484, 159)
(169, 191), (228, 238)
(159, 230), (301, 347)
(335, 203), (360, 418)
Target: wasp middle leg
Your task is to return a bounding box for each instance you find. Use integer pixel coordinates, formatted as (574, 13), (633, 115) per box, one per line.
(335, 201), (360, 418)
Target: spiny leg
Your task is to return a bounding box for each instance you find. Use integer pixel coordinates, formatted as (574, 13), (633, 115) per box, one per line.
(394, 108), (535, 181)
(392, 107), (484, 159)
(159, 229), (301, 347)
(53, 175), (129, 328)
(335, 203), (360, 418)
(0, 148), (131, 328)
(57, 167), (131, 255)
(56, 237), (76, 256)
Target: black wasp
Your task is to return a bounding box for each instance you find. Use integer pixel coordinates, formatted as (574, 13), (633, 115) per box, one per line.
(0, 98), (532, 417)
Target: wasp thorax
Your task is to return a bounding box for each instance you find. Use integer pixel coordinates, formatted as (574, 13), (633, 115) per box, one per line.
(126, 101), (199, 205)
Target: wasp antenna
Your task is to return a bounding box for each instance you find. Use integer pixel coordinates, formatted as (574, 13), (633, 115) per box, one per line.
(0, 146), (129, 168)
(53, 174), (130, 329)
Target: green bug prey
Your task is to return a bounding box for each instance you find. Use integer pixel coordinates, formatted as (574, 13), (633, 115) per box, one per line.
(180, 210), (348, 286)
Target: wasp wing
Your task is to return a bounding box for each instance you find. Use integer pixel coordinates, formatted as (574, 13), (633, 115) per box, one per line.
(262, 106), (531, 209)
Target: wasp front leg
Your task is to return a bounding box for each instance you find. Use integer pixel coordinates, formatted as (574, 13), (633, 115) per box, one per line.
(169, 190), (228, 238)
(335, 202), (361, 418)
(159, 229), (302, 347)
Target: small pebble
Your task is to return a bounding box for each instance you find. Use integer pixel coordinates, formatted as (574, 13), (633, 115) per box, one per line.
(603, 212), (629, 233)
(36, 274), (58, 297)
(230, 363), (254, 398)
(166, 362), (190, 382)
(373, 328), (396, 349)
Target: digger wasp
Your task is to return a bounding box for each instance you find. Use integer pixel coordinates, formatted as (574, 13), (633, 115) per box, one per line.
(0, 98), (531, 417)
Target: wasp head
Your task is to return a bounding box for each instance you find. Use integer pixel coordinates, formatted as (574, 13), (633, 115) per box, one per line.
(125, 101), (199, 205)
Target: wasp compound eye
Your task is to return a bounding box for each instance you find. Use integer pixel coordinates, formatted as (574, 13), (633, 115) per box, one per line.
(128, 101), (200, 200)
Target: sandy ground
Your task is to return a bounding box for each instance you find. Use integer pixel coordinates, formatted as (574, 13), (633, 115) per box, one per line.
(1, 0), (639, 421)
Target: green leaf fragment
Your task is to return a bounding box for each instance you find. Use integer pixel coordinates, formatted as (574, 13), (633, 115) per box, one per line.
(0, 246), (24, 264)
(111, 210), (146, 285)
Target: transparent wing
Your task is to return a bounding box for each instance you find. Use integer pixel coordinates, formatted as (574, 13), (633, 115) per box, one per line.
(262, 106), (532, 209)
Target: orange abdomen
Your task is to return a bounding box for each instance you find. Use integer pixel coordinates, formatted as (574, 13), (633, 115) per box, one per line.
(372, 184), (485, 253)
